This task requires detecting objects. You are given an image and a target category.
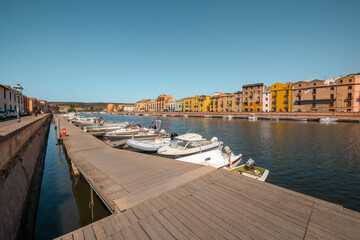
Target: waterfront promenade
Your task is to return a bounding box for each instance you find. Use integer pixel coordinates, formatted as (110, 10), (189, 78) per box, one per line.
(121, 111), (360, 122)
(56, 117), (360, 239)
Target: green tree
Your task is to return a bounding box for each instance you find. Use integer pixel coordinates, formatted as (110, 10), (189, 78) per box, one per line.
(68, 104), (76, 112)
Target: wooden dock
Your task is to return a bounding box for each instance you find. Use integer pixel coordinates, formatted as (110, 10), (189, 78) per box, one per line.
(55, 118), (360, 239)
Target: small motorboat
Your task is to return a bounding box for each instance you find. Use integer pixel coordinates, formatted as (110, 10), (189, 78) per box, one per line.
(157, 133), (221, 158)
(231, 158), (269, 182)
(204, 115), (212, 119)
(127, 137), (171, 152)
(176, 146), (242, 169)
(248, 114), (257, 121)
(222, 115), (233, 120)
(319, 118), (338, 123)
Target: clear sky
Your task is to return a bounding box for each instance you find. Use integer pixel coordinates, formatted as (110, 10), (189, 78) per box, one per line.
(0, 0), (359, 103)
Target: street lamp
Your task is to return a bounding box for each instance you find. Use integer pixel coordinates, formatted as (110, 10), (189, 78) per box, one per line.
(13, 84), (24, 122)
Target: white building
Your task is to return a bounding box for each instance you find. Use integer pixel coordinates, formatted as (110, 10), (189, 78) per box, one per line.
(262, 91), (271, 112)
(168, 100), (176, 111)
(0, 84), (23, 111)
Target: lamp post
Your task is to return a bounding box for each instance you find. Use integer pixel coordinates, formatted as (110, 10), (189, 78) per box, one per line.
(13, 84), (23, 122)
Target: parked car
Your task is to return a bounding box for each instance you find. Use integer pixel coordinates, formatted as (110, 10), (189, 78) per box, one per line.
(6, 110), (17, 118)
(0, 109), (6, 120)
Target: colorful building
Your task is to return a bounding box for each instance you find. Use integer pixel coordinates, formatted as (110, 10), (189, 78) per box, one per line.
(217, 93), (235, 112)
(269, 82), (293, 112)
(262, 91), (271, 112)
(334, 74), (360, 112)
(234, 91), (243, 112)
(242, 83), (266, 112)
(175, 100), (182, 112)
(156, 94), (174, 111)
(209, 92), (222, 112)
(107, 103), (115, 112)
(292, 79), (334, 112)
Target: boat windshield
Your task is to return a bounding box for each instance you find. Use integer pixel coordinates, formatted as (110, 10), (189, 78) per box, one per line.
(170, 139), (188, 150)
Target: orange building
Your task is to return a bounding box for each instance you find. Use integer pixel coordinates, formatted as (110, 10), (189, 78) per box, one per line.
(29, 97), (38, 112)
(156, 94), (174, 111)
(107, 103), (115, 112)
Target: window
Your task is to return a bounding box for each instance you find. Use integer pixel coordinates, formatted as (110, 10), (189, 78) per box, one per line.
(265, 104), (268, 107)
(331, 94), (334, 99)
(330, 102), (334, 107)
(265, 98), (268, 101)
(347, 102), (352, 107)
(314, 83), (316, 86)
(286, 90), (289, 95)
(313, 95), (316, 100)
(287, 85), (290, 88)
(313, 89), (316, 94)
(348, 93), (352, 99)
(312, 103), (316, 108)
(3, 89), (5, 99)
(340, 80), (343, 83)
(348, 86), (352, 90)
(274, 86), (276, 88)
(331, 87), (334, 90)
(299, 84), (301, 87)
(349, 79), (352, 82)
(9, 92), (11, 100)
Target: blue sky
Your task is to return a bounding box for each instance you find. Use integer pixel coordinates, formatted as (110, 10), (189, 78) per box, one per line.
(0, 0), (359, 103)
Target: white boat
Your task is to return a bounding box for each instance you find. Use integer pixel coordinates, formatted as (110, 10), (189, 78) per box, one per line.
(176, 147), (242, 169)
(231, 158), (269, 182)
(222, 115), (233, 120)
(248, 114), (257, 121)
(204, 115), (212, 119)
(293, 118), (307, 121)
(84, 122), (129, 132)
(265, 117), (279, 121)
(319, 117), (338, 123)
(127, 137), (171, 152)
(157, 133), (221, 158)
(183, 115), (188, 118)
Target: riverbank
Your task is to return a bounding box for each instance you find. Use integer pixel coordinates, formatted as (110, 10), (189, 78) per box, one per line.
(113, 111), (360, 122)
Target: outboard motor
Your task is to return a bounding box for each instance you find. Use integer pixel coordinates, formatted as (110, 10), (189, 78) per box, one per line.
(245, 158), (256, 168)
(170, 133), (179, 140)
(97, 117), (105, 125)
(210, 137), (218, 143)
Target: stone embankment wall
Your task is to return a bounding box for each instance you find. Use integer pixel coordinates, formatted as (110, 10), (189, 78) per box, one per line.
(0, 115), (51, 240)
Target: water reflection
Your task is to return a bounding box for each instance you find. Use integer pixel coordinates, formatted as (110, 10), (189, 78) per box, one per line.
(34, 124), (110, 240)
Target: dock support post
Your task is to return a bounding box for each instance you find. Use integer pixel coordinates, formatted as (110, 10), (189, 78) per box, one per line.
(89, 188), (94, 222)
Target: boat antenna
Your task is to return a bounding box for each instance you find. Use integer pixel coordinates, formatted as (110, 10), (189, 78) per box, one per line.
(186, 129), (192, 133)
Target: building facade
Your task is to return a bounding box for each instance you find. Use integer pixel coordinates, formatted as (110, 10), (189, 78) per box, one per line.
(29, 97), (38, 112)
(234, 91), (243, 112)
(334, 74), (360, 112)
(107, 104), (115, 112)
(175, 100), (182, 112)
(217, 93), (235, 112)
(168, 99), (176, 111)
(292, 79), (335, 112)
(242, 83), (266, 112)
(156, 94), (174, 111)
(269, 82), (293, 112)
(262, 91), (271, 112)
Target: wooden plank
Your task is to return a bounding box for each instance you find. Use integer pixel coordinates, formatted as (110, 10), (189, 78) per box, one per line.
(183, 196), (251, 240)
(139, 215), (176, 240)
(165, 204), (215, 240)
(177, 198), (238, 240)
(92, 221), (107, 239)
(124, 209), (139, 225)
(214, 178), (310, 227)
(83, 226), (96, 240)
(136, 202), (153, 218)
(160, 208), (200, 240)
(100, 217), (117, 237)
(122, 226), (139, 240)
(111, 231), (126, 240)
(131, 223), (151, 240)
(207, 183), (307, 238)
(196, 186), (294, 239)
(72, 230), (85, 240)
(171, 201), (227, 240)
(152, 211), (188, 240)
(190, 192), (272, 240)
(114, 212), (132, 229)
(108, 214), (125, 232)
(132, 206), (147, 220)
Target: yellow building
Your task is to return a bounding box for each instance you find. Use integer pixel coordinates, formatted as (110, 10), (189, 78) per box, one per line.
(269, 82), (293, 112)
(218, 93), (235, 112)
(209, 92), (223, 112)
(107, 103), (115, 112)
(182, 95), (210, 112)
(135, 100), (146, 112)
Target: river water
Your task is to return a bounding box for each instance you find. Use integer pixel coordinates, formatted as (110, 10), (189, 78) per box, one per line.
(34, 114), (360, 239)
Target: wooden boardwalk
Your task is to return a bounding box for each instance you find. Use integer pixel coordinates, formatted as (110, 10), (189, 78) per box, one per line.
(55, 118), (360, 239)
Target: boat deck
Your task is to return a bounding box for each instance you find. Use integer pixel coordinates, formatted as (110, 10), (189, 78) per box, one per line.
(55, 117), (360, 239)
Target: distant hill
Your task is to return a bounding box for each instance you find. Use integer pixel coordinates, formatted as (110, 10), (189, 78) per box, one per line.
(49, 102), (134, 111)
